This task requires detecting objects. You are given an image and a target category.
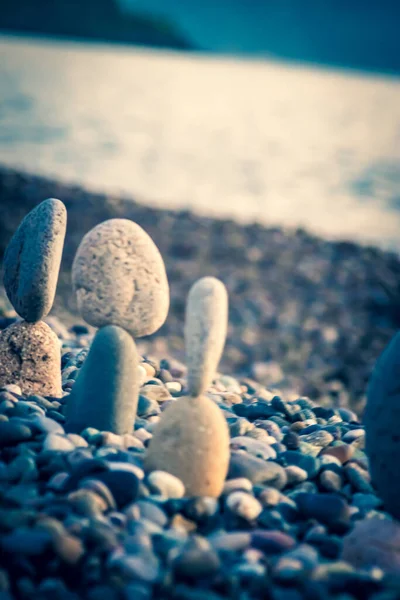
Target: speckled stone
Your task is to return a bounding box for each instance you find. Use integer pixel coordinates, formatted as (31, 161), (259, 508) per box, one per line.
(365, 332), (400, 519)
(3, 198), (66, 321)
(72, 219), (169, 337)
(66, 325), (139, 435)
(0, 320), (62, 397)
(145, 394), (229, 497)
(185, 277), (228, 397)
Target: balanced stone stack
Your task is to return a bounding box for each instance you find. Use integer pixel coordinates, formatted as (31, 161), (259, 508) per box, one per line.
(146, 276), (230, 497)
(66, 218), (170, 434)
(0, 199), (66, 397)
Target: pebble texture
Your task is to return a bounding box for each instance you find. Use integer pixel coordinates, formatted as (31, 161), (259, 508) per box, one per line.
(0, 320), (61, 396)
(342, 518), (400, 574)
(185, 277), (228, 396)
(72, 219), (169, 337)
(364, 331), (400, 518)
(145, 394), (230, 497)
(66, 325), (139, 434)
(3, 198), (66, 321)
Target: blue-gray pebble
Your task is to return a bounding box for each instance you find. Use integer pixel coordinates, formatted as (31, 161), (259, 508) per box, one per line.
(3, 198), (67, 321)
(66, 325), (139, 435)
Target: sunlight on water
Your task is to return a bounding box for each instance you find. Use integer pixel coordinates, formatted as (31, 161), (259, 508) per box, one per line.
(1, 35), (400, 249)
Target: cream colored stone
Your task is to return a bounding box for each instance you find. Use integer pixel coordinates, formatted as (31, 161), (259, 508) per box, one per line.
(72, 219), (169, 337)
(185, 277), (228, 396)
(0, 320), (62, 397)
(145, 394), (230, 497)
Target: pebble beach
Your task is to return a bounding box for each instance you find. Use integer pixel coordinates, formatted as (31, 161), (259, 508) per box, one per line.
(1, 165), (400, 599)
(0, 321), (398, 600)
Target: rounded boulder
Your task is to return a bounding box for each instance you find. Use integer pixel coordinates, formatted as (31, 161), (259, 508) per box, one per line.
(0, 320), (62, 397)
(72, 219), (169, 337)
(145, 394), (230, 497)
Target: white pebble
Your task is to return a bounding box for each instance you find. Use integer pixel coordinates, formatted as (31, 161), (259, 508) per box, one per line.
(166, 382), (182, 394)
(226, 491), (262, 520)
(43, 433), (75, 453)
(148, 470), (185, 498)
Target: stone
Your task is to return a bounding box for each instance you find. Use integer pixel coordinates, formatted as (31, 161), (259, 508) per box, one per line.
(320, 444), (354, 464)
(364, 332), (400, 519)
(230, 436), (277, 460)
(0, 321), (62, 397)
(0, 421), (32, 446)
(145, 394), (230, 497)
(251, 530), (296, 554)
(72, 219), (169, 337)
(65, 325), (139, 435)
(228, 452), (287, 489)
(342, 517), (400, 574)
(296, 493), (350, 527)
(43, 433), (75, 453)
(226, 491), (262, 520)
(147, 471), (185, 498)
(3, 198), (67, 321)
(185, 277), (228, 396)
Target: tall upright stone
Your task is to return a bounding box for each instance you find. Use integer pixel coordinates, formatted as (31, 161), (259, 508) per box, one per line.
(185, 276), (228, 396)
(66, 325), (140, 435)
(145, 276), (230, 497)
(3, 198), (67, 322)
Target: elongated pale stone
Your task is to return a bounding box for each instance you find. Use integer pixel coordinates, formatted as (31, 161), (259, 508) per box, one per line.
(145, 394), (230, 497)
(185, 277), (228, 396)
(66, 325), (139, 435)
(3, 198), (67, 322)
(72, 219), (169, 337)
(364, 332), (400, 519)
(0, 320), (62, 397)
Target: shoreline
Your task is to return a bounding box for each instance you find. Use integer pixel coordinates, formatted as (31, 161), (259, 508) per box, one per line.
(1, 164), (400, 413)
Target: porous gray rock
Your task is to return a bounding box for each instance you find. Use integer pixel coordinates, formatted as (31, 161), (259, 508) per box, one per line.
(65, 325), (139, 435)
(0, 320), (62, 397)
(185, 276), (228, 396)
(72, 219), (169, 337)
(364, 331), (400, 518)
(145, 394), (230, 497)
(3, 198), (67, 321)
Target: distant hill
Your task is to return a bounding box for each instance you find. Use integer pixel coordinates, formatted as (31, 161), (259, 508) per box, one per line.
(0, 0), (196, 50)
(122, 0), (400, 74)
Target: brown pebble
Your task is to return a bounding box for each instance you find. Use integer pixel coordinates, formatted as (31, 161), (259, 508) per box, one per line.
(320, 444), (354, 464)
(0, 321), (61, 397)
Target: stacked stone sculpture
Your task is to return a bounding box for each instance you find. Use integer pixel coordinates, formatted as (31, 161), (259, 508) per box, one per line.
(364, 331), (400, 518)
(0, 199), (66, 397)
(145, 276), (230, 497)
(66, 218), (170, 434)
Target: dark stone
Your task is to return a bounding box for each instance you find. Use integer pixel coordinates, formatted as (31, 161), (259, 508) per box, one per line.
(0, 421), (32, 446)
(94, 469), (139, 507)
(279, 451), (319, 478)
(65, 326), (140, 435)
(251, 530), (296, 554)
(296, 493), (350, 527)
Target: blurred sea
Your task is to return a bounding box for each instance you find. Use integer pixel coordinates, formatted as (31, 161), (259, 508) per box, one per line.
(1, 34), (400, 249)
